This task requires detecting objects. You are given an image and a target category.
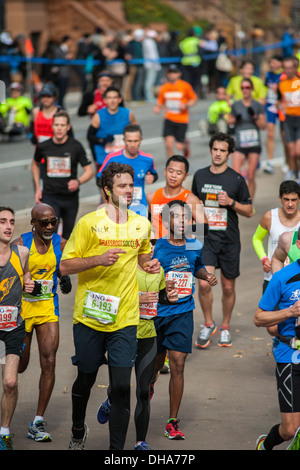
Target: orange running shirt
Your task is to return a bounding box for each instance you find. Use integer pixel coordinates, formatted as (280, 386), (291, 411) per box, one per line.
(156, 79), (197, 124)
(278, 77), (300, 116)
(150, 187), (191, 239)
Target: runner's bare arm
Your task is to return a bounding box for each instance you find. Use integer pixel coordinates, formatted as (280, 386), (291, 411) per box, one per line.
(254, 302), (300, 328)
(31, 159), (42, 203)
(271, 231), (293, 274)
(59, 249), (127, 275)
(186, 193), (207, 224)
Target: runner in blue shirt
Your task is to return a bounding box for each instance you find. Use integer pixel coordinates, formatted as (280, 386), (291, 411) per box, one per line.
(87, 86), (136, 170)
(151, 199), (217, 441)
(254, 260), (300, 450)
(97, 124), (158, 217)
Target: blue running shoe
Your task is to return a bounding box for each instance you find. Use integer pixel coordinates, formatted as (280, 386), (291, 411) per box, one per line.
(134, 441), (152, 450)
(97, 396), (111, 424)
(0, 434), (14, 450)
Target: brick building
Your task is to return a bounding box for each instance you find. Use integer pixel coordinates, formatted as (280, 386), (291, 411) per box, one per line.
(4, 0), (295, 55)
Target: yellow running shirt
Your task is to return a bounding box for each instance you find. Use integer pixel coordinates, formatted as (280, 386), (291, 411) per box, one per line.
(61, 207), (151, 332)
(137, 266), (165, 340)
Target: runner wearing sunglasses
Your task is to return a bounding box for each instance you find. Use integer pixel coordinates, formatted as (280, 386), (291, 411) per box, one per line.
(12, 203), (72, 443)
(227, 78), (266, 200)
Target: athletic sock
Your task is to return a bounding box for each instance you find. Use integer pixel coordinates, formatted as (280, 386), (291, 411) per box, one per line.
(34, 415), (43, 424)
(0, 427), (10, 436)
(72, 426), (85, 440)
(264, 424), (285, 450)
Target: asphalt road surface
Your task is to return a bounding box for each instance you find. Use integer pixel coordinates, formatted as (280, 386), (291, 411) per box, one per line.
(0, 93), (291, 454)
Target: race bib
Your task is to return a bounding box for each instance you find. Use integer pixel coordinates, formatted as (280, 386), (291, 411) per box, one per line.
(47, 156), (71, 177)
(0, 306), (18, 330)
(104, 134), (125, 153)
(38, 135), (51, 143)
(82, 290), (120, 324)
(165, 271), (193, 298)
(132, 186), (143, 204)
(139, 291), (157, 320)
(239, 129), (259, 148)
(267, 87), (277, 105)
(23, 280), (53, 302)
(166, 99), (181, 114)
(284, 92), (300, 108)
(204, 207), (228, 230)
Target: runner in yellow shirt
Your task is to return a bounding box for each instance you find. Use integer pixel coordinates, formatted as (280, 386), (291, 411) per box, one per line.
(226, 60), (267, 103)
(60, 162), (161, 450)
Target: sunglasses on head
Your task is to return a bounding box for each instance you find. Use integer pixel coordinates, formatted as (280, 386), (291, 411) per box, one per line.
(35, 217), (58, 227)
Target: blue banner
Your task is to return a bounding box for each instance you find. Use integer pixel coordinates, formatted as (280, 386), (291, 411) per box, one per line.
(0, 38), (299, 67)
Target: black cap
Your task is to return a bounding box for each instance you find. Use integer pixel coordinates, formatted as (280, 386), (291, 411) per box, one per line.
(167, 64), (181, 73)
(40, 83), (57, 97)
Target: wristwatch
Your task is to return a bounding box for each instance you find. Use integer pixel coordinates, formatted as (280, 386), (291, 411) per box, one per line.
(230, 199), (236, 207)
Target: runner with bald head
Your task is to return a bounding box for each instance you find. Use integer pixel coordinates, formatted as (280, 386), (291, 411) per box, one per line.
(13, 203), (72, 443)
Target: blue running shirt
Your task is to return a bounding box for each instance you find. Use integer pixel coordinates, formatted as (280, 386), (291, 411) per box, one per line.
(97, 150), (157, 216)
(153, 237), (205, 317)
(259, 260), (300, 363)
(94, 107), (130, 165)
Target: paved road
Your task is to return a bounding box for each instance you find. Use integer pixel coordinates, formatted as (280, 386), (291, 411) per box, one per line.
(0, 93), (290, 453)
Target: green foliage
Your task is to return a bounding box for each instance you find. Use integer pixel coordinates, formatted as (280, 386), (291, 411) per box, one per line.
(123, 0), (210, 33)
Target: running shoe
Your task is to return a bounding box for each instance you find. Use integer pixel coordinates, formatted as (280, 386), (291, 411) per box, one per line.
(164, 419), (185, 440)
(68, 423), (89, 450)
(134, 441), (152, 450)
(255, 434), (267, 450)
(0, 434), (14, 450)
(96, 396), (111, 424)
(160, 355), (170, 374)
(195, 322), (217, 348)
(287, 426), (300, 450)
(218, 328), (232, 347)
(264, 161), (274, 174)
(27, 420), (52, 442)
(284, 169), (297, 181)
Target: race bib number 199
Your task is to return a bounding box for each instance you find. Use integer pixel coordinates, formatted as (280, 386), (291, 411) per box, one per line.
(0, 306), (18, 330)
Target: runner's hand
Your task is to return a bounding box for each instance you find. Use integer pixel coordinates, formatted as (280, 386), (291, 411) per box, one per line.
(24, 279), (41, 295)
(35, 188), (42, 204)
(289, 300), (300, 318)
(145, 172), (154, 184)
(60, 275), (72, 294)
(143, 258), (161, 273)
(139, 291), (158, 304)
(99, 249), (127, 266)
(207, 273), (218, 286)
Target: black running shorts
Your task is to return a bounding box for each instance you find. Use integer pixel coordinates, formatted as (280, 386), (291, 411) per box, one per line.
(276, 362), (300, 413)
(163, 119), (187, 143)
(0, 320), (25, 358)
(201, 239), (240, 279)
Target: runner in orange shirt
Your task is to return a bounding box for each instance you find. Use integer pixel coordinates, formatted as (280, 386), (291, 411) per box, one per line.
(146, 155), (207, 240)
(278, 57), (300, 180)
(153, 65), (198, 158)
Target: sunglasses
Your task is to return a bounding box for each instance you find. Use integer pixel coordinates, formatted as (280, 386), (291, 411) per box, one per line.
(241, 86), (252, 90)
(35, 217), (58, 227)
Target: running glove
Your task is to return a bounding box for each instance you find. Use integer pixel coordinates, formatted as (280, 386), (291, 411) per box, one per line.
(59, 275), (72, 294)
